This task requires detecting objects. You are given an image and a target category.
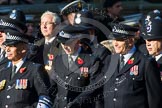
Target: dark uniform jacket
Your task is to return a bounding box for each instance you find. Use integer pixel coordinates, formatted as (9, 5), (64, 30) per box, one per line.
(32, 37), (60, 66)
(0, 57), (8, 71)
(0, 49), (8, 71)
(0, 60), (51, 108)
(50, 47), (100, 108)
(102, 50), (162, 108)
(156, 57), (162, 84)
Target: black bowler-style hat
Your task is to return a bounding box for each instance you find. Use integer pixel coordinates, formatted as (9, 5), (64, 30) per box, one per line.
(57, 25), (89, 44)
(3, 29), (29, 46)
(0, 9), (27, 33)
(60, 0), (86, 16)
(141, 9), (162, 40)
(108, 23), (138, 40)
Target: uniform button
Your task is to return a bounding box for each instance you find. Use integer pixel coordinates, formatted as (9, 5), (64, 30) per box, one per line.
(113, 98), (117, 101)
(64, 97), (67, 100)
(104, 76), (107, 78)
(114, 88), (118, 91)
(77, 77), (80, 80)
(65, 85), (67, 89)
(6, 95), (10, 99)
(132, 78), (135, 80)
(5, 105), (8, 108)
(116, 78), (119, 81)
(65, 76), (68, 79)
(8, 86), (11, 89)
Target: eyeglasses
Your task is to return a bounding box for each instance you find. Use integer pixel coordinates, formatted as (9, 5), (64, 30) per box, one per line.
(40, 22), (54, 26)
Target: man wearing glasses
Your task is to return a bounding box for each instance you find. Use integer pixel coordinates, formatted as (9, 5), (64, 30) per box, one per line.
(33, 11), (61, 73)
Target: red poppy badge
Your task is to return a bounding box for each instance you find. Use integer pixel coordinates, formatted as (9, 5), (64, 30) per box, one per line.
(48, 54), (54, 60)
(77, 57), (84, 65)
(127, 58), (134, 64)
(20, 67), (27, 73)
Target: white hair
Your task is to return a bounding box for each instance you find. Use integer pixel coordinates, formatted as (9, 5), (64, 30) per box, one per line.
(41, 11), (61, 25)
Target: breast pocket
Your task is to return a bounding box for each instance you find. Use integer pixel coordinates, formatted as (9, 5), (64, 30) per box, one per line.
(132, 76), (145, 90)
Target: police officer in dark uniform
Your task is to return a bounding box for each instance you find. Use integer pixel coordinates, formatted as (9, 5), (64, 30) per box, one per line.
(73, 9), (111, 61)
(61, 0), (111, 60)
(50, 25), (100, 108)
(102, 23), (162, 108)
(141, 9), (162, 83)
(0, 9), (28, 71)
(0, 29), (52, 108)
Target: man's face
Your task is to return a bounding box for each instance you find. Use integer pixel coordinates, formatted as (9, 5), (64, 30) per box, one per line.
(145, 39), (162, 56)
(40, 14), (54, 38)
(108, 1), (123, 17)
(112, 38), (134, 54)
(26, 23), (34, 36)
(0, 31), (6, 46)
(61, 39), (79, 55)
(5, 43), (26, 62)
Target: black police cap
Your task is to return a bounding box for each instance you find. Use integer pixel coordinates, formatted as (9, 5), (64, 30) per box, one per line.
(74, 9), (95, 30)
(141, 9), (162, 40)
(0, 9), (27, 33)
(60, 0), (86, 16)
(108, 23), (138, 40)
(3, 29), (29, 46)
(57, 25), (89, 44)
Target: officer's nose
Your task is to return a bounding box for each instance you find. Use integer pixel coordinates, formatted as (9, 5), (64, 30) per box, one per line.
(145, 40), (151, 46)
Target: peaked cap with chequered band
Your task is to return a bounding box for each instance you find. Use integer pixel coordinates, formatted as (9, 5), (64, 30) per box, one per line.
(0, 9), (27, 33)
(3, 29), (29, 46)
(108, 23), (138, 39)
(57, 25), (89, 44)
(60, 0), (86, 16)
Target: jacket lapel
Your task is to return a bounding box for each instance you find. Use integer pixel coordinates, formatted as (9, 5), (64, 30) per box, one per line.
(118, 51), (141, 76)
(65, 49), (86, 76)
(157, 56), (162, 64)
(8, 61), (30, 85)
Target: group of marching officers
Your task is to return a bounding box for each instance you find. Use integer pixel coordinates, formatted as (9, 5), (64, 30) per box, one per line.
(0, 0), (161, 108)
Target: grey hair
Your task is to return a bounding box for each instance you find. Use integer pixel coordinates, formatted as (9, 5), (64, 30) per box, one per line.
(41, 10), (61, 25)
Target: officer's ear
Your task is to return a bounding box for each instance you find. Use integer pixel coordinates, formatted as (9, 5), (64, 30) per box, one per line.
(20, 43), (28, 54)
(128, 38), (135, 47)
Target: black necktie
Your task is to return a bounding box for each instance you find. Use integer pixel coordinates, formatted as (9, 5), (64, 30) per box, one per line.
(43, 43), (51, 63)
(11, 65), (17, 79)
(119, 55), (125, 71)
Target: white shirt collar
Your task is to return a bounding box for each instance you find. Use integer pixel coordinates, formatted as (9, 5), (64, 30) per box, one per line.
(69, 47), (81, 61)
(13, 58), (26, 73)
(45, 37), (55, 44)
(121, 46), (136, 64)
(155, 53), (162, 61)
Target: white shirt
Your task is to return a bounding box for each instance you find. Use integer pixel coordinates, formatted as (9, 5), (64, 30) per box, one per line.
(13, 58), (26, 73)
(69, 47), (81, 61)
(155, 53), (162, 61)
(121, 46), (136, 65)
(45, 37), (55, 44)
